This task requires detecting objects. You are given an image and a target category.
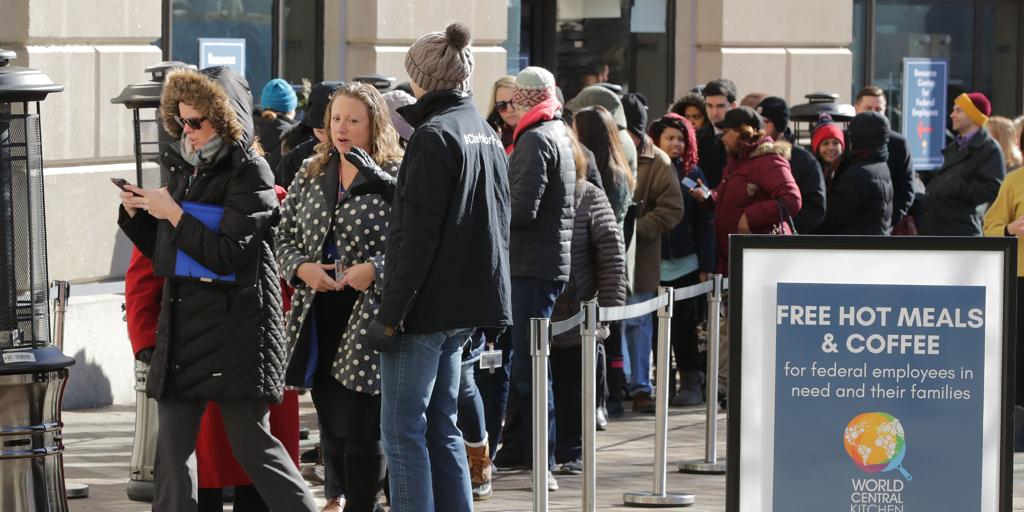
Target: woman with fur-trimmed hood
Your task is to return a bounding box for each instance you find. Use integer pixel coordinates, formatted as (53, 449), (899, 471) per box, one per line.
(117, 66), (316, 511)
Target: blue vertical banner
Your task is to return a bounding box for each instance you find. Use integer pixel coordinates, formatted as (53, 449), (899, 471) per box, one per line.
(198, 38), (246, 76)
(772, 282), (985, 511)
(901, 59), (947, 171)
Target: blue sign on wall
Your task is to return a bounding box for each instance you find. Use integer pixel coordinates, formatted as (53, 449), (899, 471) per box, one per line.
(198, 38), (246, 76)
(901, 59), (947, 171)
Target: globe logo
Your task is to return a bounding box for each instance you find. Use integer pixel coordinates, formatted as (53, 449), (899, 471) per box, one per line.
(843, 412), (912, 480)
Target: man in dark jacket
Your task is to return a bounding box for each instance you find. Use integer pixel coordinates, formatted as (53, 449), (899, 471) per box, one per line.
(366, 24), (512, 512)
(758, 96), (827, 233)
(855, 86), (916, 227)
(920, 92), (1006, 236)
(491, 66), (576, 481)
(814, 112), (894, 235)
(698, 78), (737, 188)
(274, 80), (344, 189)
(118, 66), (316, 511)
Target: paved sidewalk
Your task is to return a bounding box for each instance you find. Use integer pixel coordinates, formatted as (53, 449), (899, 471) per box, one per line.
(61, 397), (1024, 511)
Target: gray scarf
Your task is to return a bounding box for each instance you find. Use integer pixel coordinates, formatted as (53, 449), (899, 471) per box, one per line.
(180, 134), (225, 167)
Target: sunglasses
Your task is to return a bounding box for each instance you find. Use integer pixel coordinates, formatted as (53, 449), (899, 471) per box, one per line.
(174, 115), (208, 130)
(494, 100), (514, 113)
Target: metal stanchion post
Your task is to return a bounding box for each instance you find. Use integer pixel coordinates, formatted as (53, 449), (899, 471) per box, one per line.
(530, 317), (550, 512)
(580, 300), (599, 512)
(679, 274), (727, 474)
(624, 287), (696, 507)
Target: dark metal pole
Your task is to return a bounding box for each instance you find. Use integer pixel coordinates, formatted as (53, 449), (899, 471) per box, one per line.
(0, 103), (16, 333)
(132, 109), (144, 187)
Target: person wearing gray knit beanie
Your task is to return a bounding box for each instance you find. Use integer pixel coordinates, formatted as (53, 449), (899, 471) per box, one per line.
(373, 21), (513, 512)
(405, 22), (475, 95)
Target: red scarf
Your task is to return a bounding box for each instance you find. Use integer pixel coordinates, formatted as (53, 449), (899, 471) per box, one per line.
(506, 97), (562, 155)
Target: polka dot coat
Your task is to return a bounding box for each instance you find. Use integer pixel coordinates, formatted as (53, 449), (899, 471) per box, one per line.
(275, 157), (397, 396)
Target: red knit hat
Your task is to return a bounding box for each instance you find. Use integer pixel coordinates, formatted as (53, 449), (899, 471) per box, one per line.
(812, 121), (845, 155)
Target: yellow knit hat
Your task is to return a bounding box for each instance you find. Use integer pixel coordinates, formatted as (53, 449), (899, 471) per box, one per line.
(954, 92), (990, 127)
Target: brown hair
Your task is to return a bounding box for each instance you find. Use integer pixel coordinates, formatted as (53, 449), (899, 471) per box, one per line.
(988, 116), (1023, 170)
(573, 106), (636, 192)
(566, 128), (590, 181)
(736, 125), (766, 143)
(305, 83), (404, 179)
(855, 86), (885, 105)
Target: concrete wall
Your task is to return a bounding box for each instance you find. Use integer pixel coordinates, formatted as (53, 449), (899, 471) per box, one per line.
(675, 0), (854, 106)
(1, 1), (163, 285)
(324, 0), (508, 114)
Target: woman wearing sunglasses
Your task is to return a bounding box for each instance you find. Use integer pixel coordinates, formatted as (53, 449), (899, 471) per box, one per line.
(117, 66), (317, 512)
(486, 75), (520, 149)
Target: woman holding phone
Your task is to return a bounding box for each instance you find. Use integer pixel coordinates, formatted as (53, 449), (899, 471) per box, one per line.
(275, 82), (402, 512)
(116, 66), (316, 511)
(648, 113), (715, 406)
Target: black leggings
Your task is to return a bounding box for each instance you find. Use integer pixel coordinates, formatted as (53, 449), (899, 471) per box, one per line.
(196, 485), (267, 512)
(320, 434), (387, 511)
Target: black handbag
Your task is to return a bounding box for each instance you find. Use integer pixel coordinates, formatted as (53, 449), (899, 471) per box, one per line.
(770, 198), (797, 235)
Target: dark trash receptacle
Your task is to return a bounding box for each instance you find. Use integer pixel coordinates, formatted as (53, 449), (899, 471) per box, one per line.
(0, 48), (76, 512)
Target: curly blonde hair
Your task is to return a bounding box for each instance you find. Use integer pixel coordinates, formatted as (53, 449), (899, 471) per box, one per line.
(305, 82), (404, 178)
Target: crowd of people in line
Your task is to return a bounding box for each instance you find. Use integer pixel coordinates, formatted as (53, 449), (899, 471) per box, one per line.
(115, 19), (1024, 512)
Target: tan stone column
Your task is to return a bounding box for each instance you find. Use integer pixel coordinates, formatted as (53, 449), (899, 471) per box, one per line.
(674, 0), (853, 106)
(324, 0), (508, 114)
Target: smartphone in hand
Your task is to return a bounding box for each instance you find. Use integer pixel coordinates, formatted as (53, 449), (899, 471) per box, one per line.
(681, 177), (698, 189)
(111, 177), (142, 197)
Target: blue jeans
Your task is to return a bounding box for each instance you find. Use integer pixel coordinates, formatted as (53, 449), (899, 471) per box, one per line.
(623, 292), (655, 395)
(494, 277), (563, 469)
(457, 361), (487, 445)
(380, 328), (474, 512)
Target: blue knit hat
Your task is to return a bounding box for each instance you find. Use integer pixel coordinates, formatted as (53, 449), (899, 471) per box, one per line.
(260, 78), (298, 113)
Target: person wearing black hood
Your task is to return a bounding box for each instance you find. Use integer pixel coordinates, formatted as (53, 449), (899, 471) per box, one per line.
(275, 80), (344, 189)
(117, 66), (317, 511)
(758, 96), (827, 233)
(814, 111), (894, 235)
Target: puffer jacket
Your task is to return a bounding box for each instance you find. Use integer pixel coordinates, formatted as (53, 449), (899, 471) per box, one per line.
(710, 137), (802, 275)
(276, 153), (398, 395)
(633, 135), (685, 293)
(118, 66), (286, 403)
(551, 181), (627, 348)
(508, 115), (576, 282)
(920, 129), (1006, 236)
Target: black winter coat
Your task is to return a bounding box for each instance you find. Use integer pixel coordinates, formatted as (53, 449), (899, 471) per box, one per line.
(784, 137), (827, 233)
(697, 125), (727, 188)
(919, 129), (1006, 236)
(378, 91), (512, 334)
(508, 117), (576, 282)
(886, 131), (916, 226)
(275, 136), (316, 189)
(119, 68), (285, 403)
(814, 148), (893, 235)
(551, 181), (626, 348)
(254, 112), (296, 172)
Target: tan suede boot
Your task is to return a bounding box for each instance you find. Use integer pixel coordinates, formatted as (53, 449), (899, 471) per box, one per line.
(466, 442), (493, 501)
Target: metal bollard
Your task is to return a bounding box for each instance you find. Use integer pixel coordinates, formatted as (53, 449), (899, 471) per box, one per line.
(624, 287), (696, 507)
(679, 274), (727, 474)
(580, 300), (599, 512)
(530, 317), (550, 512)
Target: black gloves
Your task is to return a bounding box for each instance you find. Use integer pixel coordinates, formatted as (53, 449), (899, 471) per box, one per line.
(481, 326), (506, 345)
(345, 147), (397, 202)
(366, 320), (402, 352)
(136, 347), (155, 365)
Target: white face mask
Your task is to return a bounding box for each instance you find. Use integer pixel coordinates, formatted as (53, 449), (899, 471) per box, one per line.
(179, 133), (224, 167)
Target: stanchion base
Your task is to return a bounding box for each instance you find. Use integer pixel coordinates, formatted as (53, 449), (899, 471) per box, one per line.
(677, 459), (727, 474)
(623, 491), (695, 507)
(127, 479), (155, 502)
(66, 482), (90, 499)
